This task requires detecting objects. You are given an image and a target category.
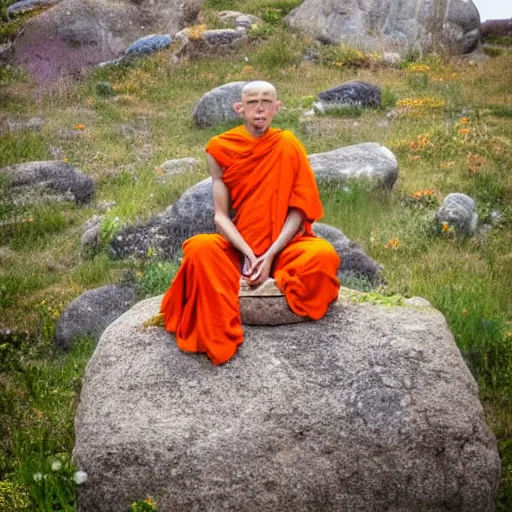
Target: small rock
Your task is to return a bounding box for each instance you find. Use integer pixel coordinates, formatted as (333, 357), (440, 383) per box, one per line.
(97, 200), (117, 212)
(1, 116), (44, 134)
(317, 81), (382, 109)
(55, 284), (137, 349)
(81, 215), (104, 250)
(218, 10), (261, 25)
(6, 0), (59, 17)
(436, 193), (478, 235)
(235, 15), (254, 30)
(192, 82), (246, 127)
(157, 157), (201, 176)
(123, 34), (172, 58)
(382, 52), (402, 66)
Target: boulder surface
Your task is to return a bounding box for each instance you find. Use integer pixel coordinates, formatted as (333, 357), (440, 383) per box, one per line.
(309, 142), (398, 188)
(11, 0), (202, 82)
(436, 192), (478, 235)
(2, 160), (94, 205)
(285, 0), (481, 55)
(74, 294), (500, 512)
(55, 284), (137, 349)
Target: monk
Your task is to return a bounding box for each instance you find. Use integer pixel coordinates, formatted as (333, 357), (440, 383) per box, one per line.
(160, 81), (341, 365)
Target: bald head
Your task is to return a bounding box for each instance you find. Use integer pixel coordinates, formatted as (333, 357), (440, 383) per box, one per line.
(242, 81), (277, 99)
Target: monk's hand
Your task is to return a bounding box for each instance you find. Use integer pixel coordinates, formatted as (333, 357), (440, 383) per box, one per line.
(248, 253), (274, 287)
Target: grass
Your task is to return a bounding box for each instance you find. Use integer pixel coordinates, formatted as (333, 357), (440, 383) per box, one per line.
(1, 2), (512, 508)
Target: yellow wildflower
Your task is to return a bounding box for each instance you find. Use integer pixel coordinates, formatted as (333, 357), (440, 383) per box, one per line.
(442, 223), (449, 232)
(74, 124), (85, 130)
(384, 239), (401, 250)
(459, 128), (470, 136)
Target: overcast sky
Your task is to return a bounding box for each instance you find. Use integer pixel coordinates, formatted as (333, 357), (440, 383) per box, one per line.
(472, 0), (512, 22)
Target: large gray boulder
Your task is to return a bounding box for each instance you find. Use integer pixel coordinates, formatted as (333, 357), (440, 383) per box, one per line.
(309, 142), (398, 189)
(11, 0), (203, 82)
(55, 284), (137, 349)
(285, 0), (481, 55)
(1, 160), (94, 205)
(192, 81), (246, 127)
(74, 294), (500, 512)
(317, 81), (381, 109)
(436, 192), (478, 235)
(109, 178), (381, 284)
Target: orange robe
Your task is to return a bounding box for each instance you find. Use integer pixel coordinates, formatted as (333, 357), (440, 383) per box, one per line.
(161, 125), (340, 365)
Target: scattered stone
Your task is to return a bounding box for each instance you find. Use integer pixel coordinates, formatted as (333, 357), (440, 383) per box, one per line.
(218, 10), (261, 25)
(6, 0), (59, 17)
(81, 215), (104, 251)
(55, 284), (137, 349)
(313, 223), (381, 284)
(285, 0), (481, 55)
(174, 29), (245, 60)
(309, 142), (398, 189)
(303, 47), (320, 62)
(2, 161), (94, 205)
(11, 0), (203, 82)
(192, 81), (246, 127)
(404, 296), (432, 308)
(436, 193), (478, 236)
(57, 128), (84, 140)
(0, 116), (44, 134)
(239, 278), (305, 325)
(382, 52), (402, 66)
(74, 294), (500, 512)
(124, 34), (172, 58)
(97, 200), (117, 212)
(317, 81), (381, 109)
(0, 42), (13, 65)
(235, 15), (255, 30)
(157, 157), (201, 176)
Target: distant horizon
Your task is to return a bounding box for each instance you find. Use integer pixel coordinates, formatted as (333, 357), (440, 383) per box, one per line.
(473, 0), (512, 22)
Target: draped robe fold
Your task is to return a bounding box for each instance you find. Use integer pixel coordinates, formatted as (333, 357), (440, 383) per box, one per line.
(161, 125), (340, 365)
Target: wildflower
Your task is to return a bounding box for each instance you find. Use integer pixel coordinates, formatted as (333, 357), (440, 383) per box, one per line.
(440, 161), (456, 169)
(335, 61), (344, 67)
(242, 65), (254, 74)
(462, 308), (468, 317)
(460, 117), (469, 125)
(466, 152), (485, 174)
(409, 134), (433, 151)
(155, 167), (164, 176)
(459, 128), (470, 136)
(73, 471), (88, 484)
(51, 460), (62, 471)
(74, 124), (85, 130)
(136, 271), (144, 279)
(384, 238), (400, 250)
(63, 156), (69, 163)
(408, 64), (431, 73)
(27, 216), (34, 223)
(33, 472), (43, 482)
(442, 223), (449, 232)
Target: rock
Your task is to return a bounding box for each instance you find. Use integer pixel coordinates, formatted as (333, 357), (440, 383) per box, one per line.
(0, 116), (44, 134)
(55, 284), (137, 349)
(312, 223), (381, 283)
(74, 294), (500, 512)
(235, 15), (255, 30)
(157, 157), (201, 176)
(436, 193), (478, 235)
(239, 278), (305, 325)
(317, 81), (381, 109)
(122, 34), (172, 60)
(110, 178), (381, 284)
(6, 0), (59, 17)
(481, 18), (512, 41)
(404, 296), (432, 308)
(382, 52), (402, 66)
(192, 81), (246, 127)
(285, 0), (481, 55)
(174, 28), (245, 60)
(11, 0), (203, 82)
(217, 10), (261, 25)
(309, 142), (398, 189)
(81, 215), (104, 251)
(97, 200), (116, 212)
(0, 42), (13, 65)
(2, 161), (94, 205)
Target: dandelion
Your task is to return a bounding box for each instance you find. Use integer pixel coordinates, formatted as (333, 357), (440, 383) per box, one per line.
(408, 64), (431, 73)
(33, 472), (43, 482)
(74, 124), (85, 130)
(384, 238), (401, 250)
(442, 223), (450, 232)
(335, 61), (344, 67)
(73, 471), (88, 484)
(51, 460), (62, 472)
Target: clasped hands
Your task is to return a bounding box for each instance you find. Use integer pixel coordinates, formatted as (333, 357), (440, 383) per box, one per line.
(242, 251), (274, 287)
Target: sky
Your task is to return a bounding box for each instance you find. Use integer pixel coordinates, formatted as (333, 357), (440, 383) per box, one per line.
(472, 0), (512, 22)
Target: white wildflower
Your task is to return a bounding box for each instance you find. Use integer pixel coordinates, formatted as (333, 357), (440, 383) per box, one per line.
(33, 472), (43, 482)
(73, 470), (88, 484)
(51, 460), (62, 471)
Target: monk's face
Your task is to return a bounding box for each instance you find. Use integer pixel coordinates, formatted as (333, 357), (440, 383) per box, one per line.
(234, 89), (281, 137)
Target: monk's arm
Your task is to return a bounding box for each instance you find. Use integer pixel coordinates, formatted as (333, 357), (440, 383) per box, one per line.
(249, 207), (304, 284)
(207, 154), (256, 266)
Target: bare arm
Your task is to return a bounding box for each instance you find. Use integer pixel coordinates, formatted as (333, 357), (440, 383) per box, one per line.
(248, 207), (304, 285)
(207, 153), (256, 266)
